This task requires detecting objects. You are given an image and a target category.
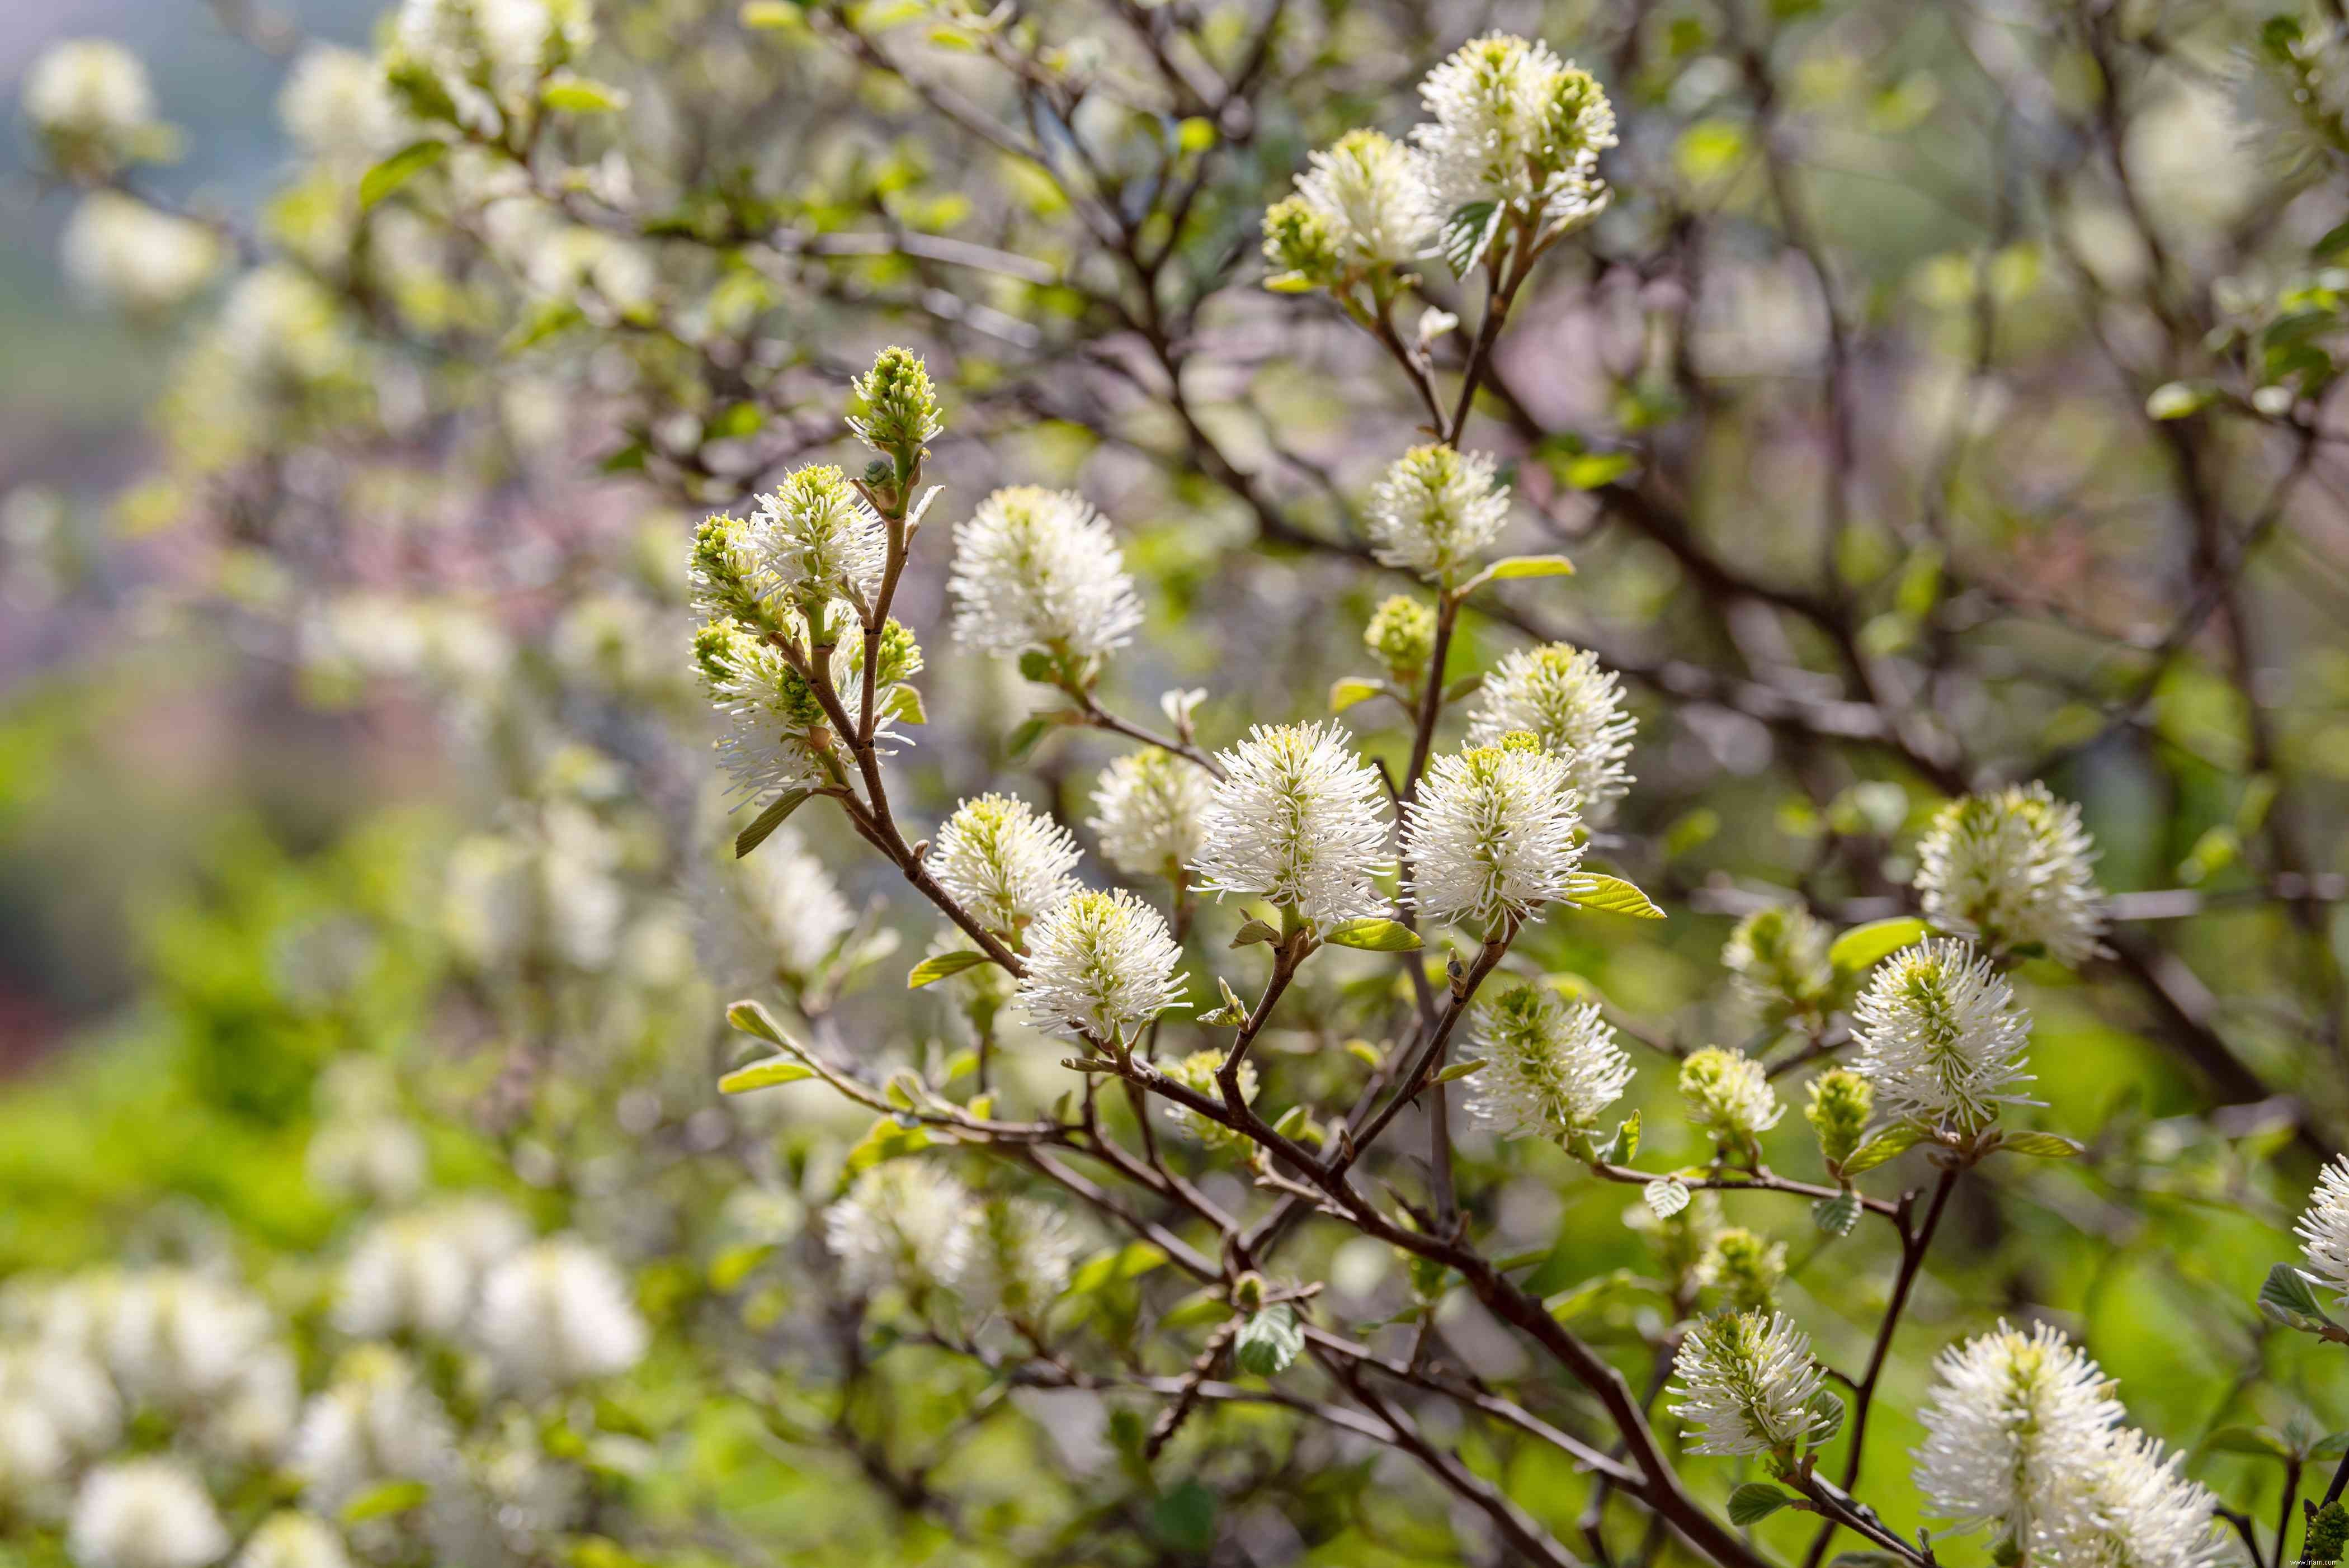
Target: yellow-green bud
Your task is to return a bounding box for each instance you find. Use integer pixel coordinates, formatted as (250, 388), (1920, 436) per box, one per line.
(2307, 1499), (2347, 1564)
(1232, 1271), (1266, 1313)
(1678, 1047), (1782, 1147)
(1704, 1227), (1785, 1315)
(848, 346), (943, 469)
(1723, 904), (1834, 1024)
(1805, 1069), (1873, 1171)
(1363, 594), (1436, 678)
(1261, 195), (1341, 287)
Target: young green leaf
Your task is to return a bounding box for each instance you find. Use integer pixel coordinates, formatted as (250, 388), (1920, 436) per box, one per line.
(1839, 1124), (1922, 1176)
(718, 1057), (815, 1094)
(1827, 917), (1926, 973)
(1322, 918), (1423, 951)
(359, 139), (447, 211)
(1233, 1304), (1303, 1377)
(1728, 1482), (1798, 1526)
(735, 788), (814, 857)
(908, 949), (989, 988)
(1566, 874), (1666, 919)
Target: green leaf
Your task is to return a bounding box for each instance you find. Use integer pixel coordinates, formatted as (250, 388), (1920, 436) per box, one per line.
(1329, 677), (1381, 714)
(1017, 649), (1056, 683)
(1998, 1131), (2084, 1159)
(1233, 1304), (1303, 1377)
(1439, 201), (1504, 276)
(1566, 874), (1666, 919)
(1559, 452), (1636, 490)
(501, 300), (586, 355)
(1174, 116), (1216, 153)
(1229, 918), (1279, 948)
(707, 1242), (773, 1292)
(1431, 1056), (1487, 1085)
(1728, 1482), (1796, 1526)
(740, 0), (807, 26)
(1808, 1388), (1846, 1447)
(1322, 918), (1423, 951)
(2145, 381), (2212, 420)
(359, 139), (447, 211)
(881, 683), (927, 724)
(725, 998), (789, 1046)
(1812, 1190), (1862, 1236)
(341, 1479), (430, 1524)
(2202, 1426), (2291, 1459)
(1644, 1177), (1689, 1217)
(2258, 1262), (2341, 1336)
(1483, 554), (1576, 581)
(1840, 1124), (1922, 1176)
(541, 73), (628, 112)
(1616, 1111), (1640, 1164)
(718, 1056), (814, 1094)
(1158, 1288), (1230, 1333)
(735, 788), (814, 857)
(1828, 916), (1927, 974)
(842, 1116), (931, 1179)
(1263, 270), (1317, 294)
(707, 400), (765, 438)
(2314, 1431), (2349, 1461)
(908, 950), (989, 988)
(1005, 715), (1051, 761)
(1071, 1241), (1169, 1295)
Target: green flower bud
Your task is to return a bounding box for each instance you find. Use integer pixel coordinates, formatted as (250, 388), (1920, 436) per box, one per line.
(1261, 195), (1341, 287)
(1703, 1226), (1786, 1315)
(690, 513), (777, 627)
(2308, 1499), (2347, 1564)
(1678, 1047), (1782, 1149)
(848, 346), (943, 469)
(1723, 903), (1834, 1024)
(1232, 1271), (1266, 1313)
(1363, 593), (1436, 678)
(1805, 1069), (1874, 1171)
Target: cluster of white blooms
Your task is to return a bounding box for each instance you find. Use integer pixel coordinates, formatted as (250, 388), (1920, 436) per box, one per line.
(278, 45), (409, 166)
(1850, 938), (2034, 1135)
(735, 824), (857, 980)
(102, 1272), (300, 1458)
(1413, 34), (1616, 231)
(59, 194), (223, 316)
(826, 1161), (976, 1297)
(1916, 783), (2105, 965)
(960, 1196), (1082, 1325)
(948, 487), (1145, 663)
(65, 1458), (228, 1568)
(21, 39), (164, 176)
(1668, 1310), (1827, 1458)
(1677, 1047), (1782, 1144)
(1287, 130), (1439, 270)
(441, 802), (627, 974)
(1404, 734), (1584, 928)
(1016, 889), (1188, 1042)
(1088, 749), (1213, 881)
(927, 792), (1083, 937)
(290, 1344), (459, 1516)
(392, 0), (596, 133)
(2296, 1156), (2349, 1310)
(1195, 724), (1393, 928)
(1465, 644), (1636, 823)
(333, 1197), (531, 1339)
(752, 466), (888, 611)
(1723, 901), (1834, 1020)
(218, 267), (353, 392)
(1367, 445), (1512, 583)
(475, 1237), (651, 1394)
(0, 1342), (119, 1511)
(235, 1512), (354, 1568)
(1464, 985), (1631, 1141)
(1914, 1322), (2222, 1566)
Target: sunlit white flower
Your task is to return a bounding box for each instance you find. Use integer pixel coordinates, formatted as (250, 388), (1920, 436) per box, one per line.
(59, 194), (222, 316)
(1465, 643), (1636, 823)
(1464, 984), (1631, 1140)
(736, 825), (856, 980)
(824, 1162), (973, 1296)
(22, 40), (159, 172)
(1196, 723), (1392, 927)
(1088, 749), (1213, 880)
(2048, 1427), (2228, 1568)
(1913, 1321), (2124, 1550)
(200, 1344), (300, 1466)
(957, 1197), (1080, 1324)
(926, 793), (1082, 936)
(104, 1271), (280, 1411)
(1017, 889), (1187, 1041)
(1723, 902), (1834, 1021)
(393, 0), (595, 132)
(305, 1114), (429, 1206)
(476, 1238), (648, 1393)
(279, 45), (407, 164)
(1367, 445), (1511, 583)
(2296, 1157), (2349, 1312)
(751, 466), (887, 610)
(1850, 938), (2033, 1134)
(1404, 735), (1583, 927)
(1413, 34), (1616, 232)
(1289, 129), (1437, 268)
(334, 1199), (529, 1340)
(1668, 1310), (1827, 1457)
(290, 1347), (457, 1515)
(1916, 782), (2105, 966)
(1677, 1047), (1782, 1144)
(235, 1513), (353, 1568)
(949, 487), (1145, 663)
(0, 1344), (118, 1495)
(67, 1460), (229, 1568)
(219, 267), (351, 389)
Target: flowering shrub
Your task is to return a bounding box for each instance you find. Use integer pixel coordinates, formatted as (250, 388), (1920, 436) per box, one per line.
(13, 2), (2349, 1566)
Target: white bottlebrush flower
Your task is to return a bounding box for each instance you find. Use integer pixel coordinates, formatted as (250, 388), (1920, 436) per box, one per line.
(735, 824), (856, 980)
(235, 1513), (353, 1568)
(277, 45), (407, 164)
(1367, 445), (1512, 583)
(59, 194), (223, 316)
(1404, 734), (1584, 928)
(476, 1238), (648, 1393)
(333, 1199), (528, 1340)
(2295, 1156), (2349, 1311)
(290, 1347), (457, 1515)
(1723, 902), (1835, 1021)
(305, 1114), (429, 1206)
(197, 1345), (300, 1466)
(104, 1271), (281, 1410)
(926, 793), (1083, 936)
(750, 466), (888, 610)
(0, 1344), (119, 1495)
(2047, 1427), (2228, 1568)
(1289, 129), (1438, 268)
(1195, 723), (1392, 928)
(1088, 749), (1213, 880)
(957, 1196), (1081, 1324)
(393, 0), (594, 130)
(1849, 938), (2033, 1135)
(1668, 1310), (1827, 1457)
(1915, 782), (2105, 966)
(948, 487), (1144, 662)
(219, 266), (351, 389)
(22, 40), (158, 167)
(66, 1460), (229, 1568)
(1913, 1321), (2124, 1550)
(1465, 643), (1636, 824)
(1677, 1047), (1783, 1144)
(824, 1162), (974, 1297)
(1412, 34), (1616, 230)
(1464, 984), (1631, 1140)
(1017, 889), (1187, 1042)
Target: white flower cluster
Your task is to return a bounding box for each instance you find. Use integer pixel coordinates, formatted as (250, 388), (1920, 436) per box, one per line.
(21, 39), (165, 176)
(279, 45), (409, 166)
(823, 1163), (1078, 1325)
(392, 0), (596, 134)
(441, 801), (628, 974)
(1367, 444), (1512, 584)
(1404, 734), (1584, 928)
(1916, 782), (2105, 965)
(734, 824), (857, 981)
(474, 1236), (650, 1395)
(948, 486), (1145, 664)
(926, 792), (1082, 937)
(1088, 748), (1213, 881)
(1464, 985), (1631, 1141)
(333, 1197), (531, 1339)
(1465, 643), (1636, 824)
(59, 194), (223, 317)
(1850, 938), (2034, 1135)
(1289, 130), (1438, 270)
(2296, 1156), (2349, 1311)
(66, 1458), (229, 1568)
(1668, 1309), (1828, 1457)
(1016, 888), (1188, 1043)
(753, 465), (889, 611)
(1914, 1321), (2224, 1567)
(1195, 724), (1393, 928)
